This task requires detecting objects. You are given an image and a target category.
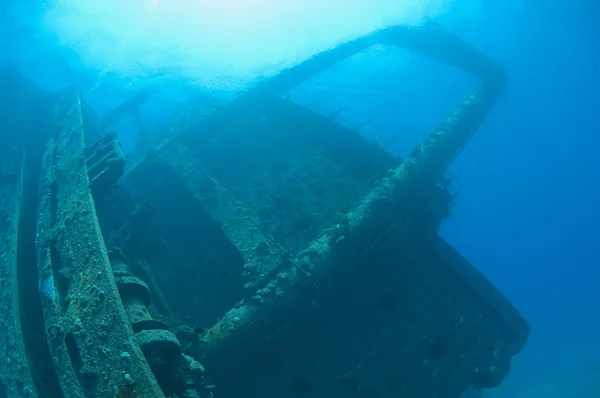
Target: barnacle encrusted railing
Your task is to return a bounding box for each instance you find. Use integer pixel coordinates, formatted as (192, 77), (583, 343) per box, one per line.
(194, 23), (510, 373)
(34, 89), (166, 397)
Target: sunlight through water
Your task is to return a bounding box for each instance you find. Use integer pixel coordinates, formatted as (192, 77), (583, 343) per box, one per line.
(39, 0), (455, 91)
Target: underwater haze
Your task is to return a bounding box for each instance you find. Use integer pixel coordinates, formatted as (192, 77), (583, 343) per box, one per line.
(1, 0), (599, 397)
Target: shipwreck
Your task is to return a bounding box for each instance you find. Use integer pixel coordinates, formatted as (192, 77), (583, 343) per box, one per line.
(0, 23), (529, 398)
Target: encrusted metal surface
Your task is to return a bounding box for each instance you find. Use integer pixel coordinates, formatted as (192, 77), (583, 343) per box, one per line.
(35, 88), (165, 397)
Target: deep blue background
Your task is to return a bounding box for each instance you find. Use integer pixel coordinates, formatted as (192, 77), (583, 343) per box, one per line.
(440, 1), (600, 396)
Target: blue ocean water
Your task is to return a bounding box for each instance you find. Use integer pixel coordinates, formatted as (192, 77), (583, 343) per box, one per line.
(1, 0), (599, 397)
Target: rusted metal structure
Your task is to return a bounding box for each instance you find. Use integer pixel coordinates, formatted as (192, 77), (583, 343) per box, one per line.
(0, 23), (529, 398)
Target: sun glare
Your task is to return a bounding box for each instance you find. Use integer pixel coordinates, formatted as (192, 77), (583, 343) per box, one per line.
(39, 0), (455, 90)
